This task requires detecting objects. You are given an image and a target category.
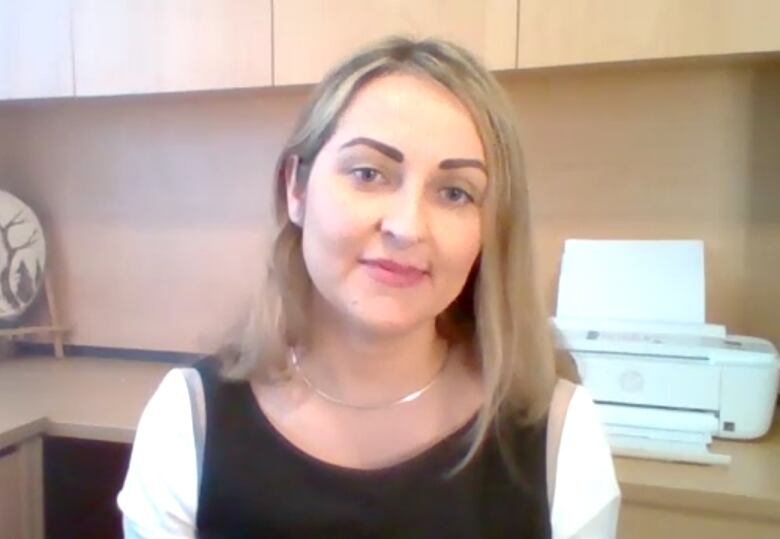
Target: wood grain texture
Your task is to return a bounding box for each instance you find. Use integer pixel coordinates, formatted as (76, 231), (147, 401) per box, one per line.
(0, 88), (306, 351)
(0, 0), (73, 99)
(518, 0), (780, 69)
(744, 65), (780, 352)
(0, 436), (43, 539)
(273, 0), (517, 86)
(18, 436), (43, 539)
(0, 357), (174, 447)
(618, 500), (780, 539)
(0, 445), (24, 538)
(72, 0), (272, 96)
(2, 62), (778, 352)
(501, 61), (780, 347)
(0, 356), (777, 535)
(615, 416), (780, 522)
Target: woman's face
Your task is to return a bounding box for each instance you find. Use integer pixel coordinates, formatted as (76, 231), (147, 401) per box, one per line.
(288, 73), (486, 336)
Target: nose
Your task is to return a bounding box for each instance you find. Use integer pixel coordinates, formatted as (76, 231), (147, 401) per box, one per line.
(380, 185), (428, 248)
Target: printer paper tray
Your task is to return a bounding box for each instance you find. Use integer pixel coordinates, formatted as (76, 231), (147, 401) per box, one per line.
(605, 424), (711, 444)
(608, 434), (731, 466)
(596, 402), (719, 433)
(596, 403), (730, 465)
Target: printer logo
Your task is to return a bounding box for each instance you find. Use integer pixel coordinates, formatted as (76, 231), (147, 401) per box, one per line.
(620, 370), (645, 393)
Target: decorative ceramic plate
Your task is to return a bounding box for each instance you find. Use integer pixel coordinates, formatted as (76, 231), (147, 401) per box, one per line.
(0, 191), (47, 326)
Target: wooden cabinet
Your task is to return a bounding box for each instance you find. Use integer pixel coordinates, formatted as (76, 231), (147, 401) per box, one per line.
(0, 0), (73, 100)
(43, 436), (132, 539)
(0, 445), (24, 538)
(3, 1), (780, 99)
(619, 500), (780, 539)
(71, 0), (273, 96)
(517, 0), (780, 69)
(0, 437), (44, 539)
(273, 0), (517, 86)
(615, 419), (780, 538)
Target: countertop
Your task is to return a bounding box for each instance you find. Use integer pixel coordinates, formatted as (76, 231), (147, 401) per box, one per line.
(1, 355), (778, 520)
(615, 417), (780, 520)
(0, 356), (173, 447)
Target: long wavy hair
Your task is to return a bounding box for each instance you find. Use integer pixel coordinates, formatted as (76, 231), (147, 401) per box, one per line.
(217, 36), (559, 470)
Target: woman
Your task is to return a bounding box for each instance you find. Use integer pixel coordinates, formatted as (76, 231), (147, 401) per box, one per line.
(118, 37), (620, 538)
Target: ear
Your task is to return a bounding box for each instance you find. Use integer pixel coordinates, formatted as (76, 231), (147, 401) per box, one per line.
(283, 155), (306, 226)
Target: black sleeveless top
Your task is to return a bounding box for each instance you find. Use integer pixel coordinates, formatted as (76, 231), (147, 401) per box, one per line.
(193, 357), (551, 539)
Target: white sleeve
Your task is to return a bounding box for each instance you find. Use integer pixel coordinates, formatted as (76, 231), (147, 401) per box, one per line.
(117, 369), (199, 538)
(550, 386), (621, 539)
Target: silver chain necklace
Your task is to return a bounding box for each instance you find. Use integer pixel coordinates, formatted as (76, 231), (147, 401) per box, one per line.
(290, 348), (449, 410)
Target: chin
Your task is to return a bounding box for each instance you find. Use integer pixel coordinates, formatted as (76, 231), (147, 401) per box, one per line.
(349, 308), (430, 337)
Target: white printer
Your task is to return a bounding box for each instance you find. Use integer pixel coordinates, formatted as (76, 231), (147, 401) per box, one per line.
(553, 239), (780, 465)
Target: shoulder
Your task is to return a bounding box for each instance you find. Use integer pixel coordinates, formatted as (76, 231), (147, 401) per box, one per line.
(550, 385), (621, 539)
(560, 385), (609, 441)
(116, 367), (198, 536)
(124, 368), (194, 437)
(121, 366), (195, 470)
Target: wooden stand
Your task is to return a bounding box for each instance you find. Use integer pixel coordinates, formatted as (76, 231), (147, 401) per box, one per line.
(0, 273), (67, 359)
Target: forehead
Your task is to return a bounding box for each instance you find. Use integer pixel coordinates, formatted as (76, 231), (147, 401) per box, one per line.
(327, 73), (485, 161)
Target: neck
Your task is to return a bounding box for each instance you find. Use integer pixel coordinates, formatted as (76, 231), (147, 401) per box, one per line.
(298, 294), (449, 406)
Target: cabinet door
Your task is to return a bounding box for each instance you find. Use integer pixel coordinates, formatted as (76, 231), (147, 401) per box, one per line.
(517, 0), (780, 69)
(273, 0), (517, 86)
(72, 0), (272, 96)
(0, 438), (43, 539)
(43, 436), (132, 539)
(0, 0), (73, 100)
(0, 446), (24, 538)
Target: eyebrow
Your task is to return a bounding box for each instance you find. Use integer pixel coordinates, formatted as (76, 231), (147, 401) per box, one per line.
(339, 137), (486, 174)
(439, 158), (487, 174)
(340, 137), (403, 162)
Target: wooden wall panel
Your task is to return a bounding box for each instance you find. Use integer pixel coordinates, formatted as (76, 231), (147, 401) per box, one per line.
(72, 0), (272, 96)
(0, 61), (777, 353)
(274, 0), (517, 86)
(0, 0), (73, 99)
(518, 0), (780, 68)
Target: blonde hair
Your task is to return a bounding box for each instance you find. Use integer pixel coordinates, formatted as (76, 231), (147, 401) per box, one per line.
(219, 36), (558, 470)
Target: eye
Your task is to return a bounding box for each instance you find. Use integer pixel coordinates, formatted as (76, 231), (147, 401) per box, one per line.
(439, 186), (474, 206)
(350, 167), (382, 184)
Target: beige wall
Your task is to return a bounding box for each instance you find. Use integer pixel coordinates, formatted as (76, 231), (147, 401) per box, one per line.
(0, 60), (777, 352)
(744, 66), (780, 345)
(503, 61), (779, 344)
(507, 63), (743, 330)
(0, 88), (308, 351)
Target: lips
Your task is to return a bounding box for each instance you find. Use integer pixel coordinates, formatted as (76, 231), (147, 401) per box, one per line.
(367, 258), (426, 274)
(360, 258), (428, 287)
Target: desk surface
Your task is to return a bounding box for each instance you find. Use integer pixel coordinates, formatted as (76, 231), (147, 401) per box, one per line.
(1, 355), (778, 519)
(0, 356), (172, 447)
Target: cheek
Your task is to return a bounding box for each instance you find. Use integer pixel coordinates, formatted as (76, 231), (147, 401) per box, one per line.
(302, 179), (372, 266)
(434, 216), (481, 282)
